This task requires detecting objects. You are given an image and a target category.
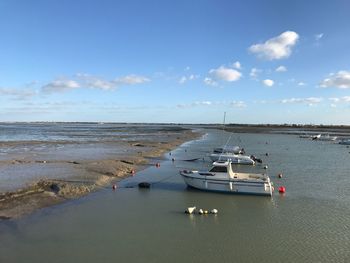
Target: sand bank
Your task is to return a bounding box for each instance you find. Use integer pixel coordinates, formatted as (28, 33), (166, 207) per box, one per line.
(0, 129), (200, 219)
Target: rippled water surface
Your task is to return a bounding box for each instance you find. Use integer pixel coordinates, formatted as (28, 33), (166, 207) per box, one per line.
(1, 129), (350, 262)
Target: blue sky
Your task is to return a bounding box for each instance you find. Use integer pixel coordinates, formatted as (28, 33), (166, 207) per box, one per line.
(1, 0), (350, 124)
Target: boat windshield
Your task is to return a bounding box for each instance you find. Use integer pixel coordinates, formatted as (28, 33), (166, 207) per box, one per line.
(209, 166), (227, 173)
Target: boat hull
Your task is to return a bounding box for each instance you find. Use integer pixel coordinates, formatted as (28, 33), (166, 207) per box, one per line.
(181, 173), (272, 196)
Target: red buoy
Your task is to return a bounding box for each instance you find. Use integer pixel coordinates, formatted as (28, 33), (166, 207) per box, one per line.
(278, 173), (283, 178)
(278, 186), (286, 193)
(112, 184), (117, 190)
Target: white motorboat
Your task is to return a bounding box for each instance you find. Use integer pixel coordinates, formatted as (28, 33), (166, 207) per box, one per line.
(209, 145), (256, 164)
(317, 134), (337, 141)
(339, 139), (350, 145)
(312, 134), (321, 140)
(180, 161), (273, 196)
(209, 152), (255, 164)
(212, 146), (245, 155)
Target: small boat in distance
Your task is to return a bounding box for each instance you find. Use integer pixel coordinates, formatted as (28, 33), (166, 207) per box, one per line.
(209, 145), (256, 164)
(312, 134), (321, 140)
(180, 160), (273, 196)
(317, 134), (337, 141)
(339, 139), (350, 145)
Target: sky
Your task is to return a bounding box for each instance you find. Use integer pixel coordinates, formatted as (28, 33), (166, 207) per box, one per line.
(1, 0), (350, 124)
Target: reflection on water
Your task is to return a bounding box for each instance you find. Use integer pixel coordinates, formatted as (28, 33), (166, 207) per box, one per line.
(1, 129), (350, 262)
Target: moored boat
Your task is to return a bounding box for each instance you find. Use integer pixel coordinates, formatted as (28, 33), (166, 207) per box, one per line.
(180, 161), (273, 196)
(339, 139), (350, 145)
(209, 152), (255, 164)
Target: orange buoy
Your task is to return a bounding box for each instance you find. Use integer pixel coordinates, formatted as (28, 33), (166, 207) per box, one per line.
(278, 173), (283, 178)
(278, 186), (286, 193)
(112, 184), (117, 190)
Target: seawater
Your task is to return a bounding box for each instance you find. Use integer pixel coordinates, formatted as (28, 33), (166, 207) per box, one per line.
(0, 129), (350, 262)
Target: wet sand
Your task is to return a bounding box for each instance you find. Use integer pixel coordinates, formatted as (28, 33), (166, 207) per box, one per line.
(0, 128), (200, 219)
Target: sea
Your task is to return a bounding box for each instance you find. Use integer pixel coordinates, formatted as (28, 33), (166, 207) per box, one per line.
(0, 125), (350, 262)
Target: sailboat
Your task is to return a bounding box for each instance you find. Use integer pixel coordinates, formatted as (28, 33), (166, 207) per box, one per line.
(209, 112), (256, 165)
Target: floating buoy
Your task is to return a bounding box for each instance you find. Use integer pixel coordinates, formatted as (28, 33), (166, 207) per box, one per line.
(264, 165), (268, 169)
(278, 173), (283, 178)
(198, 209), (204, 215)
(172, 158), (175, 162)
(265, 153), (269, 156)
(155, 163), (160, 168)
(131, 169), (135, 175)
(204, 210), (208, 214)
(278, 186), (286, 193)
(169, 152), (172, 155)
(138, 182), (151, 188)
(112, 184), (117, 190)
(185, 206), (196, 214)
(210, 209), (218, 214)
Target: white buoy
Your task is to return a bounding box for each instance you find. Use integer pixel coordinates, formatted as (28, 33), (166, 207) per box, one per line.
(198, 209), (204, 215)
(185, 206), (196, 214)
(210, 209), (218, 214)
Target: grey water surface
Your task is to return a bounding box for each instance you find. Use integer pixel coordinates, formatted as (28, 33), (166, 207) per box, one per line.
(1, 129), (350, 262)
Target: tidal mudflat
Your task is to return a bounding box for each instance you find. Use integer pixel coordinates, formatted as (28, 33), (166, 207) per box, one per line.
(0, 123), (200, 219)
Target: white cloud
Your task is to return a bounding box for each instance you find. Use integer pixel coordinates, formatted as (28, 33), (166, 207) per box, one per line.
(320, 71), (350, 89)
(179, 76), (187, 84)
(177, 101), (213, 108)
(230, 101), (246, 108)
(179, 74), (199, 84)
(42, 79), (80, 93)
(249, 31), (299, 60)
(115, 74), (150, 85)
(315, 33), (324, 41)
(250, 68), (261, 79)
(177, 100), (247, 108)
(209, 66), (242, 82)
(329, 96), (350, 103)
(281, 97), (323, 105)
(298, 82), (306, 86)
(0, 87), (38, 100)
(203, 77), (218, 86)
(275, 66), (287, 72)
(262, 79), (274, 87)
(184, 66), (190, 71)
(232, 61), (241, 69)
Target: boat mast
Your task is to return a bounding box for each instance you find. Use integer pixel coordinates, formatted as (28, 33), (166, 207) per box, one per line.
(221, 112), (226, 145)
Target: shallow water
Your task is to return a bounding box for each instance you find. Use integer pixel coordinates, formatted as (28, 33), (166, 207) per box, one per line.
(1, 129), (350, 262)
